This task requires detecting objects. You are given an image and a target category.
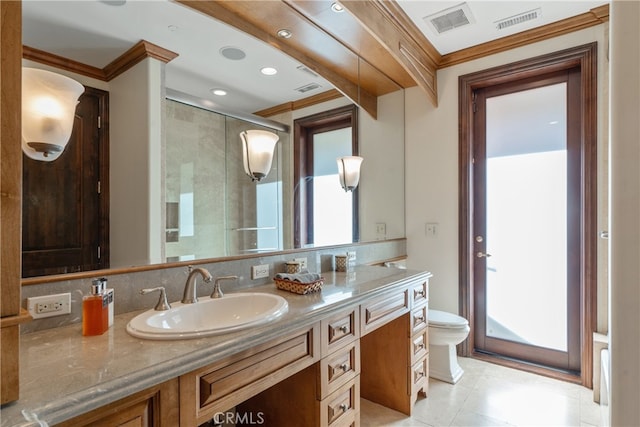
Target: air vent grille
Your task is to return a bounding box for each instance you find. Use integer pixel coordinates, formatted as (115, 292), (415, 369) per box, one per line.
(295, 83), (322, 93)
(495, 8), (541, 30)
(423, 3), (475, 35)
(296, 65), (319, 78)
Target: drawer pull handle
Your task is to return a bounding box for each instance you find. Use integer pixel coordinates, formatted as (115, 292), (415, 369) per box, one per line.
(339, 325), (349, 333)
(415, 289), (425, 297)
(416, 370), (425, 380)
(339, 403), (348, 412)
(415, 315), (425, 322)
(416, 343), (425, 349)
(339, 363), (349, 372)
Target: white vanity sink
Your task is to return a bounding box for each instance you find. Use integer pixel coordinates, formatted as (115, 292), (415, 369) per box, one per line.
(126, 292), (288, 340)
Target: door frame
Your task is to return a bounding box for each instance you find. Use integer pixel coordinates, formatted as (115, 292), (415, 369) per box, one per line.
(458, 43), (597, 386)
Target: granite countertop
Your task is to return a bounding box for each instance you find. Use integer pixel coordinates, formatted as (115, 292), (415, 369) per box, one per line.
(1, 266), (431, 427)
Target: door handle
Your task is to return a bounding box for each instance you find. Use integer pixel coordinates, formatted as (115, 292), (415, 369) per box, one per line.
(477, 252), (492, 258)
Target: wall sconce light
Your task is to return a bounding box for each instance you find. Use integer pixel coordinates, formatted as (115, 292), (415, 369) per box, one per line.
(22, 67), (84, 161)
(240, 129), (279, 182)
(337, 156), (363, 192)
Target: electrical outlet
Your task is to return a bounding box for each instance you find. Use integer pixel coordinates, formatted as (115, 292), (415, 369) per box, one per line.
(251, 264), (270, 279)
(293, 257), (307, 270)
(27, 293), (71, 319)
(346, 251), (356, 263)
(375, 223), (386, 236)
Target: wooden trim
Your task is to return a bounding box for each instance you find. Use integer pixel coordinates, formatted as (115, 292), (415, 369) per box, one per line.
(440, 5), (609, 69)
(1, 0), (22, 317)
(103, 40), (178, 80)
(472, 351), (582, 384)
(458, 43), (598, 387)
(340, 0), (438, 106)
(253, 89), (344, 118)
(23, 40), (178, 82)
(23, 45), (106, 80)
(0, 308), (32, 328)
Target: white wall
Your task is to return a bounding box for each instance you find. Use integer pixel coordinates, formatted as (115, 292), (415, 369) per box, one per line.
(609, 1), (640, 425)
(405, 25), (609, 325)
(110, 58), (164, 267)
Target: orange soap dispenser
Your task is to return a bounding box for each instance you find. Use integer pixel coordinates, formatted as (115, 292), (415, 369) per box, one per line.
(82, 278), (109, 336)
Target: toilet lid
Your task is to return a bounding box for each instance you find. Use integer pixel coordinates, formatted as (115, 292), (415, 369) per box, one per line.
(428, 309), (469, 328)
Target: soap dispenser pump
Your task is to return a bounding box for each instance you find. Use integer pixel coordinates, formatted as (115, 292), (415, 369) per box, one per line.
(82, 278), (109, 336)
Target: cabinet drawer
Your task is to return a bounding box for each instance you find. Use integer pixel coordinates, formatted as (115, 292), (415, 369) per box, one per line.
(410, 355), (428, 396)
(319, 340), (360, 399)
(321, 308), (359, 356)
(180, 324), (319, 425)
(410, 280), (428, 307)
(411, 305), (427, 335)
(360, 289), (409, 335)
(321, 376), (360, 427)
(410, 329), (428, 366)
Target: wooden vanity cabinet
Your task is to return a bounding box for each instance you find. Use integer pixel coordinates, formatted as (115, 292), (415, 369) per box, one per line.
(56, 379), (179, 427)
(180, 324), (320, 426)
(238, 307), (361, 427)
(360, 278), (429, 415)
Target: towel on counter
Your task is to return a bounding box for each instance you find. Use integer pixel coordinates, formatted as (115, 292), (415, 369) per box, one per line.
(274, 272), (322, 283)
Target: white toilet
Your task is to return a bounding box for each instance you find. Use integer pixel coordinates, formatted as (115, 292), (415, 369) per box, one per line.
(428, 309), (470, 384)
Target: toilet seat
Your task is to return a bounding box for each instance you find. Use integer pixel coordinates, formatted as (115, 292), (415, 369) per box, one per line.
(428, 309), (468, 328)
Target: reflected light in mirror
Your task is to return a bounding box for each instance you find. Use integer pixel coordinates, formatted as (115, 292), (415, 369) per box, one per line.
(21, 67), (84, 161)
(337, 156), (363, 192)
(240, 129), (280, 182)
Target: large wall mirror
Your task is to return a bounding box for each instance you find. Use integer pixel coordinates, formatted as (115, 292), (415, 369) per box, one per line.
(21, 1), (405, 280)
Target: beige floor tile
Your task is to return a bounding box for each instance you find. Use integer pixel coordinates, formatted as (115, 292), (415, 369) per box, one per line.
(449, 410), (514, 426)
(361, 358), (605, 427)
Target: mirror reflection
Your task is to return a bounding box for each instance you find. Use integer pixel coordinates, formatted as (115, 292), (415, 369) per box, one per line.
(21, 1), (406, 279)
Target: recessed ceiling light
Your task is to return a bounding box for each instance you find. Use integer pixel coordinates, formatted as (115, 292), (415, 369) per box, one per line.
(277, 29), (292, 39)
(210, 88), (227, 96)
(168, 25), (178, 32)
(260, 67), (278, 76)
(549, 120), (559, 125)
(331, 2), (345, 13)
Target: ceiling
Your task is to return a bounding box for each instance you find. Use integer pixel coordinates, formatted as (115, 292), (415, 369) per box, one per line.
(22, 0), (607, 115)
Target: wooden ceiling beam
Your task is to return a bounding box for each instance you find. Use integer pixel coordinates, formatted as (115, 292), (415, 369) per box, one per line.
(178, 0), (378, 119)
(339, 0), (440, 107)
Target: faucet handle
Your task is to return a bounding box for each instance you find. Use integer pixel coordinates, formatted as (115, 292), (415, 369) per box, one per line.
(211, 275), (238, 299)
(140, 287), (171, 311)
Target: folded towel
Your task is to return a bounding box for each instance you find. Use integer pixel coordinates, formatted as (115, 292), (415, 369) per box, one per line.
(274, 272), (322, 283)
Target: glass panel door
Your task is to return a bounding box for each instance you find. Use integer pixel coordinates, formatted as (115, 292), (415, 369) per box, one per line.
(485, 83), (568, 351)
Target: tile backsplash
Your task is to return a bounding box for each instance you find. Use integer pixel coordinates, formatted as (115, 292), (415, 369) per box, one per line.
(20, 239), (406, 334)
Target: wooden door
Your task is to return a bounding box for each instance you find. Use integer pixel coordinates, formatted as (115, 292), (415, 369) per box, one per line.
(22, 86), (109, 277)
(472, 70), (582, 372)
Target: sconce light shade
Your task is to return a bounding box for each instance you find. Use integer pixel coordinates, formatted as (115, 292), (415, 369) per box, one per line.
(240, 129), (279, 182)
(22, 67), (84, 161)
(337, 156), (363, 192)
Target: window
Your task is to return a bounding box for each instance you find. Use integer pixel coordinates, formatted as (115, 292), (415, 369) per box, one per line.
(293, 105), (359, 248)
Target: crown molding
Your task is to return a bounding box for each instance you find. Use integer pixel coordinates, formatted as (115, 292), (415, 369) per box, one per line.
(438, 4), (609, 69)
(23, 40), (178, 82)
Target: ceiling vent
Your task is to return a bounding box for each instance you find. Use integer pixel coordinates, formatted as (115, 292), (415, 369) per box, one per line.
(423, 3), (475, 35)
(495, 8), (541, 31)
(296, 65), (319, 78)
(295, 83), (322, 93)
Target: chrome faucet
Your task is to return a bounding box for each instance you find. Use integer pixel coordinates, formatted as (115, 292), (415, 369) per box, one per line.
(181, 266), (213, 304)
(210, 276), (238, 299)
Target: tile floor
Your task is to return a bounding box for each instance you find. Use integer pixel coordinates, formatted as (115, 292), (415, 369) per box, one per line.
(361, 357), (608, 427)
